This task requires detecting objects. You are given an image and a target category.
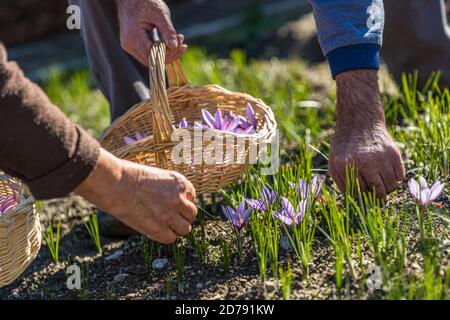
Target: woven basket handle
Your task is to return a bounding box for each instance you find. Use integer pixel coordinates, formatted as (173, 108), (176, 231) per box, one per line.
(147, 29), (189, 166)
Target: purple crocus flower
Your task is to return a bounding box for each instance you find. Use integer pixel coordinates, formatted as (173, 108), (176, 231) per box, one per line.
(198, 107), (258, 134)
(246, 185), (277, 212)
(289, 175), (324, 200)
(178, 118), (189, 129)
(0, 195), (17, 214)
(273, 197), (306, 227)
(408, 177), (445, 207)
(124, 131), (148, 145)
(222, 201), (252, 232)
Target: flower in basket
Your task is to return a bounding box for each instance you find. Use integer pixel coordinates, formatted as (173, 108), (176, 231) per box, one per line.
(177, 104), (258, 134)
(123, 131), (148, 145)
(0, 194), (17, 214)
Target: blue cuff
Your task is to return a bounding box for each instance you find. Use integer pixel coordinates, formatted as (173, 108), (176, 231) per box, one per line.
(327, 44), (380, 79)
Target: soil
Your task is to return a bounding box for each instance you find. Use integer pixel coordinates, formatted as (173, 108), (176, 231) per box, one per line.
(0, 182), (448, 300)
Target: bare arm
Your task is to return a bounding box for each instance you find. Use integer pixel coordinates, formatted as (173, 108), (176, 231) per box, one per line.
(329, 70), (405, 199)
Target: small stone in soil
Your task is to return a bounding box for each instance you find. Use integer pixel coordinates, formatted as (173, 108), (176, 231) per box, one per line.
(113, 273), (130, 283)
(280, 236), (291, 251)
(152, 258), (169, 270)
(196, 283), (204, 289)
(265, 281), (277, 292)
(105, 249), (124, 261)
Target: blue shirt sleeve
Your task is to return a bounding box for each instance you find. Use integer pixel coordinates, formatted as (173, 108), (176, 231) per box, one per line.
(307, 0), (385, 79)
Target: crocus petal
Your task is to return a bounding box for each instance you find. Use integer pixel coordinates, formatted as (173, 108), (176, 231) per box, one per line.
(312, 175), (324, 198)
(262, 186), (276, 206)
(179, 118), (189, 128)
(237, 116), (251, 130)
(246, 199), (265, 211)
(124, 136), (136, 145)
(429, 181), (445, 201)
(242, 209), (252, 225)
(236, 201), (246, 216)
(420, 189), (431, 206)
(202, 109), (216, 129)
(246, 103), (258, 128)
(194, 121), (204, 129)
(419, 176), (428, 189)
(214, 109), (223, 130)
(135, 132), (143, 141)
(273, 211), (295, 226)
(299, 180), (309, 199)
(408, 178), (420, 199)
(226, 117), (241, 132)
(281, 197), (295, 217)
(243, 126), (256, 134)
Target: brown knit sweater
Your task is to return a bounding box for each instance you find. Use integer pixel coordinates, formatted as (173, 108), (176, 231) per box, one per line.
(0, 43), (100, 200)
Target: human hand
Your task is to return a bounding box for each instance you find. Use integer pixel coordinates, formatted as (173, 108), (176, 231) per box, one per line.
(75, 149), (197, 244)
(329, 70), (405, 200)
(115, 0), (187, 66)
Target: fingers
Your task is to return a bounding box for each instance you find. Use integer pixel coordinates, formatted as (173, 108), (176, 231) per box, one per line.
(365, 173), (387, 200)
(166, 34), (187, 64)
(329, 161), (345, 192)
(380, 163), (398, 193)
(393, 156), (405, 182)
(178, 197), (198, 224)
(168, 214), (192, 236)
(148, 228), (178, 245)
(155, 12), (178, 49)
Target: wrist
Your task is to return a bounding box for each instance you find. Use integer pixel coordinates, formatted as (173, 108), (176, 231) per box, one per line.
(335, 69), (386, 130)
(74, 148), (125, 210)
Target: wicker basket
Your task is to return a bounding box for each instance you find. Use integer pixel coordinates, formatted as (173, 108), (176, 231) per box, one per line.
(0, 173), (41, 288)
(101, 41), (277, 195)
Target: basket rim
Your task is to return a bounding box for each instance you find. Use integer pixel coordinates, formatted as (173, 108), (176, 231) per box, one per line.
(100, 83), (277, 146)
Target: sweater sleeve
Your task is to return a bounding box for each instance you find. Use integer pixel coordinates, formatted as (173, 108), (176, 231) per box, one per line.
(307, 0), (385, 79)
(0, 43), (100, 200)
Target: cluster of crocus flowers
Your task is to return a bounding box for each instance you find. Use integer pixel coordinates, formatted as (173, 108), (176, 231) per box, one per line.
(222, 176), (324, 231)
(273, 175), (324, 226)
(123, 131), (148, 145)
(0, 194), (17, 214)
(408, 177), (445, 208)
(289, 175), (324, 200)
(178, 104), (258, 135)
(221, 201), (252, 232)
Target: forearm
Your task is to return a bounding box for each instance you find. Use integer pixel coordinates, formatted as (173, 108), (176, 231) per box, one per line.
(307, 0), (384, 78)
(74, 149), (125, 211)
(0, 43), (100, 199)
(335, 70), (385, 131)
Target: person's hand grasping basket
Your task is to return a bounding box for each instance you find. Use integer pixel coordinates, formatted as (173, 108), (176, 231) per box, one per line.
(100, 32), (277, 195)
